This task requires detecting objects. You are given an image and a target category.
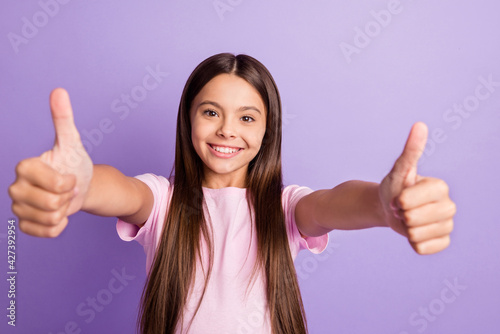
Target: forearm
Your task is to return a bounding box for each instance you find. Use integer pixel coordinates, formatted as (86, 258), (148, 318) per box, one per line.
(81, 164), (151, 223)
(312, 181), (388, 231)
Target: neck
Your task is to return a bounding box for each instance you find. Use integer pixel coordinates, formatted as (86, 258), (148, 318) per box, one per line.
(202, 179), (246, 189)
(202, 167), (247, 189)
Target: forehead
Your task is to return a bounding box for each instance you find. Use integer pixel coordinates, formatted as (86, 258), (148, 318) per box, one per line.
(192, 74), (266, 112)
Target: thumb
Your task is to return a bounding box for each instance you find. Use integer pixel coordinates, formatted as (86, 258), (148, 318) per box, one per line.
(50, 88), (81, 149)
(392, 122), (428, 186)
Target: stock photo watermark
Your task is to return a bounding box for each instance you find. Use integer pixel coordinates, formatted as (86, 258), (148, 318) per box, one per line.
(47, 267), (136, 334)
(282, 107), (298, 127)
(398, 277), (467, 334)
(295, 238), (339, 281)
(42, 63), (168, 174)
(339, 0), (415, 64)
(213, 0), (244, 22)
(6, 218), (17, 327)
(230, 239), (339, 334)
(231, 298), (268, 334)
(7, 0), (72, 54)
(79, 64), (168, 155)
(419, 73), (499, 165)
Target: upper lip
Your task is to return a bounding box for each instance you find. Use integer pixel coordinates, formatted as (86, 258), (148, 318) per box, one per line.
(209, 143), (243, 150)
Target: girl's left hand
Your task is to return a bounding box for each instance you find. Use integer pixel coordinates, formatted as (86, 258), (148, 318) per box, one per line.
(378, 122), (457, 255)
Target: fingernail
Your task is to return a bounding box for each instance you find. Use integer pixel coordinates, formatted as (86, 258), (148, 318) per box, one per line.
(73, 187), (79, 197)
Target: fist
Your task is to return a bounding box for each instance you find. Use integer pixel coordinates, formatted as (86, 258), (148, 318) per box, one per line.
(8, 88), (93, 238)
(379, 122), (457, 255)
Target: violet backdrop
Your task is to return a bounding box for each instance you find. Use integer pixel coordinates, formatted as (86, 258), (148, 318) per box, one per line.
(1, 0), (499, 333)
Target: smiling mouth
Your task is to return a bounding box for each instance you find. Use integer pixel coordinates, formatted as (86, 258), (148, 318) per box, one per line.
(209, 144), (243, 154)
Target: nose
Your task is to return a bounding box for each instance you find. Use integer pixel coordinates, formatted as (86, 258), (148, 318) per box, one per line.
(217, 118), (236, 138)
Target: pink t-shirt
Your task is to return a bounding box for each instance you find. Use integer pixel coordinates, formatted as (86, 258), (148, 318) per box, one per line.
(116, 173), (329, 334)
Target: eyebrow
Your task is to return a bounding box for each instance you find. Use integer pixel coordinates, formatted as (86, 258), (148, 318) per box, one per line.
(198, 100), (262, 114)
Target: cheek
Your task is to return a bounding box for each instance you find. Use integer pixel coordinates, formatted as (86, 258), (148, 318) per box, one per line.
(191, 125), (203, 154)
(250, 131), (266, 150)
(191, 124), (214, 157)
(191, 119), (202, 141)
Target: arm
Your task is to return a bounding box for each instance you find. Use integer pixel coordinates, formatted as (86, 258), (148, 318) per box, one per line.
(82, 164), (153, 225)
(295, 123), (456, 255)
(295, 181), (387, 237)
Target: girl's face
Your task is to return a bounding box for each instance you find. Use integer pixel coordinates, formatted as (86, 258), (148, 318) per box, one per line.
(190, 74), (267, 189)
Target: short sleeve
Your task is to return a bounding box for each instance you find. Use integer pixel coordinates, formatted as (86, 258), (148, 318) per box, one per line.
(116, 173), (172, 273)
(282, 185), (329, 260)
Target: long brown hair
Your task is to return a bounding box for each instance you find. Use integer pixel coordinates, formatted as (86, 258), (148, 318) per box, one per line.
(138, 53), (308, 334)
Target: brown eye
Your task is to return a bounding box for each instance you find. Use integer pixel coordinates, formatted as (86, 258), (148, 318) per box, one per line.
(241, 116), (255, 123)
(203, 109), (218, 117)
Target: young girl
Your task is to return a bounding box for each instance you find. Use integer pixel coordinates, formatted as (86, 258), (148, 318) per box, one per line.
(9, 53), (456, 334)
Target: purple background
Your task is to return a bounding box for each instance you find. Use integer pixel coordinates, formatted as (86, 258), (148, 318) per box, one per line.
(1, 1), (499, 333)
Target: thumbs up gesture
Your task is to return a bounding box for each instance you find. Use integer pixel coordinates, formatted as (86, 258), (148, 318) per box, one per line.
(379, 122), (456, 255)
(9, 88), (93, 237)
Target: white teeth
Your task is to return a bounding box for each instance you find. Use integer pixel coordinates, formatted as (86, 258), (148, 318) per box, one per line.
(212, 145), (239, 154)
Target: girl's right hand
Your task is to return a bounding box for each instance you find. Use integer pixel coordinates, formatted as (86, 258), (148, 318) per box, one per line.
(9, 88), (93, 237)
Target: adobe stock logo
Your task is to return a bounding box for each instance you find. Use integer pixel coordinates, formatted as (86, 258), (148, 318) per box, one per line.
(213, 0), (243, 21)
(80, 64), (169, 155)
(339, 0), (406, 64)
(419, 74), (499, 165)
(398, 277), (467, 334)
(295, 239), (339, 281)
(7, 0), (72, 54)
(48, 267), (136, 334)
(47, 63), (168, 175)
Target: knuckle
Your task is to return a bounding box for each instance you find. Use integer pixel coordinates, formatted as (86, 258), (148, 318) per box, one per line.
(8, 184), (18, 200)
(438, 235), (451, 251)
(417, 243), (433, 255)
(444, 220), (454, 234)
(18, 220), (37, 237)
(397, 191), (410, 209)
(11, 203), (21, 217)
(412, 242), (425, 255)
(437, 179), (449, 195)
(45, 194), (63, 211)
(407, 228), (420, 243)
(45, 227), (61, 238)
(45, 218), (67, 238)
(52, 175), (66, 193)
(402, 210), (415, 225)
(15, 160), (27, 175)
(18, 220), (27, 233)
(46, 211), (64, 226)
(448, 201), (457, 216)
(416, 248), (426, 255)
(15, 158), (35, 176)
